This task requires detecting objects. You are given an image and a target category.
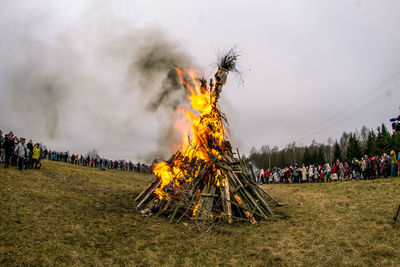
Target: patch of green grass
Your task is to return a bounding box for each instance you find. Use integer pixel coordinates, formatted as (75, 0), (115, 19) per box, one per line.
(1, 160), (399, 266)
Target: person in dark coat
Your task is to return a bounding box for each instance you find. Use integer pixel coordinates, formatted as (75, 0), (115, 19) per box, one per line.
(27, 139), (33, 168)
(0, 130), (4, 163)
(3, 133), (15, 168)
(11, 136), (18, 166)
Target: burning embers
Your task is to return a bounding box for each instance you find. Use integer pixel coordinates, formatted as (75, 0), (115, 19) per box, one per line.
(135, 51), (276, 223)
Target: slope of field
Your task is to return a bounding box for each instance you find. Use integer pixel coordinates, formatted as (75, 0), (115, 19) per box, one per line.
(1, 160), (399, 266)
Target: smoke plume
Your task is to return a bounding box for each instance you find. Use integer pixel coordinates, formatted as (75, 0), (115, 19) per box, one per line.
(0, 8), (196, 162)
(128, 37), (194, 111)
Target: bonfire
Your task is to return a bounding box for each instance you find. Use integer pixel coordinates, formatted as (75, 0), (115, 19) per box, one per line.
(135, 50), (277, 224)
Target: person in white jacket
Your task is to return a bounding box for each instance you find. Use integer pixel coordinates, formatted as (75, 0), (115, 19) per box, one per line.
(258, 169), (264, 184)
(14, 138), (27, 171)
(324, 163), (331, 181)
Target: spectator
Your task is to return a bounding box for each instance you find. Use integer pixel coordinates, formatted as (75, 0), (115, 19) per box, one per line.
(292, 166), (299, 183)
(257, 169), (264, 184)
(3, 132), (14, 168)
(27, 139), (33, 169)
(0, 130), (4, 163)
(390, 150), (397, 177)
(301, 165), (307, 183)
(319, 168), (325, 182)
(381, 154), (389, 178)
(11, 136), (18, 166)
(344, 162), (351, 180)
(32, 143), (41, 169)
(14, 137), (27, 171)
(325, 163), (332, 182)
(264, 168), (270, 184)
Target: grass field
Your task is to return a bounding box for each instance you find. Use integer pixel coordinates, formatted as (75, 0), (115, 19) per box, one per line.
(1, 160), (400, 266)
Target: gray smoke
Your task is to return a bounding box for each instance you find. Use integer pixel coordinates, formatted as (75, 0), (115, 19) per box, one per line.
(129, 39), (193, 112)
(11, 70), (61, 138)
(125, 31), (196, 160)
(0, 8), (196, 162)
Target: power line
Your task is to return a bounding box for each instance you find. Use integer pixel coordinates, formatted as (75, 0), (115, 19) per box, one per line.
(296, 70), (400, 139)
(298, 82), (400, 141)
(297, 82), (400, 142)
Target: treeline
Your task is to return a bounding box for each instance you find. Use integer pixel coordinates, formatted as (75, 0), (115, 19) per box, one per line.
(247, 123), (400, 169)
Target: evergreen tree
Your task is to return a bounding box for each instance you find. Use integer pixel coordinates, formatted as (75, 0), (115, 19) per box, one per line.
(377, 123), (392, 154)
(360, 125), (369, 151)
(302, 147), (311, 165)
(339, 132), (350, 161)
(316, 146), (325, 165)
(279, 151), (285, 167)
(333, 141), (343, 162)
(250, 147), (258, 156)
(392, 131), (400, 152)
(248, 121), (398, 169)
(365, 129), (378, 156)
(346, 133), (363, 161)
(311, 149), (317, 165)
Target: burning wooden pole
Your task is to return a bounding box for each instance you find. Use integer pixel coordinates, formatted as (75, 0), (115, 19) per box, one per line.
(135, 50), (276, 224)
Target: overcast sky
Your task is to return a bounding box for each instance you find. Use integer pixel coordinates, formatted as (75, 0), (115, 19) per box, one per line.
(1, 0), (400, 161)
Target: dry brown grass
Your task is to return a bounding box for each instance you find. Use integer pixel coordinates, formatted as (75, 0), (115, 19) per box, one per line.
(1, 160), (399, 266)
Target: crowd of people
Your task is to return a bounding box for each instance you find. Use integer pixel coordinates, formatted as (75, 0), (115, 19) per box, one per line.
(3, 128), (399, 182)
(0, 130), (42, 170)
(0, 130), (152, 174)
(46, 150), (152, 174)
(255, 151), (400, 184)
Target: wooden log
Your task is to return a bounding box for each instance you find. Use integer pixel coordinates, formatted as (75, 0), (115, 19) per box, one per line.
(224, 178), (232, 224)
(169, 205), (180, 223)
(232, 193), (256, 224)
(134, 177), (158, 202)
(228, 171), (268, 219)
(395, 204), (400, 221)
(136, 180), (160, 209)
(217, 169), (232, 224)
(234, 149), (251, 178)
(157, 197), (172, 216)
(201, 185), (216, 220)
(236, 148), (242, 161)
(176, 184), (203, 223)
(200, 193), (219, 197)
(194, 184), (210, 219)
(167, 151), (181, 165)
(224, 170), (256, 219)
(233, 171), (273, 215)
(249, 185), (274, 215)
(225, 199), (266, 218)
(169, 183), (197, 223)
(196, 184), (216, 220)
(234, 185), (243, 192)
(218, 174), (227, 220)
(254, 185), (279, 205)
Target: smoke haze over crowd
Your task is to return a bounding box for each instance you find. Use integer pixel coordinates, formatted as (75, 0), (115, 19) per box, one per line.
(1, 1), (400, 162)
(0, 2), (199, 161)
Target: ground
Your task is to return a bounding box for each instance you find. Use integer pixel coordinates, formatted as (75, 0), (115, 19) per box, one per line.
(0, 160), (399, 266)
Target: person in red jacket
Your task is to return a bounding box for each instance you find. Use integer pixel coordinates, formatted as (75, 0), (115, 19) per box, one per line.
(284, 168), (291, 183)
(264, 169), (270, 184)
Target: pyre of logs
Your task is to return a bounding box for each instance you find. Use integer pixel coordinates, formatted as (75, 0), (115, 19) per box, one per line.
(135, 147), (277, 224)
(135, 49), (278, 224)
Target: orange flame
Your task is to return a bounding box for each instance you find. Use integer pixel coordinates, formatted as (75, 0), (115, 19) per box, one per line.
(153, 67), (228, 201)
